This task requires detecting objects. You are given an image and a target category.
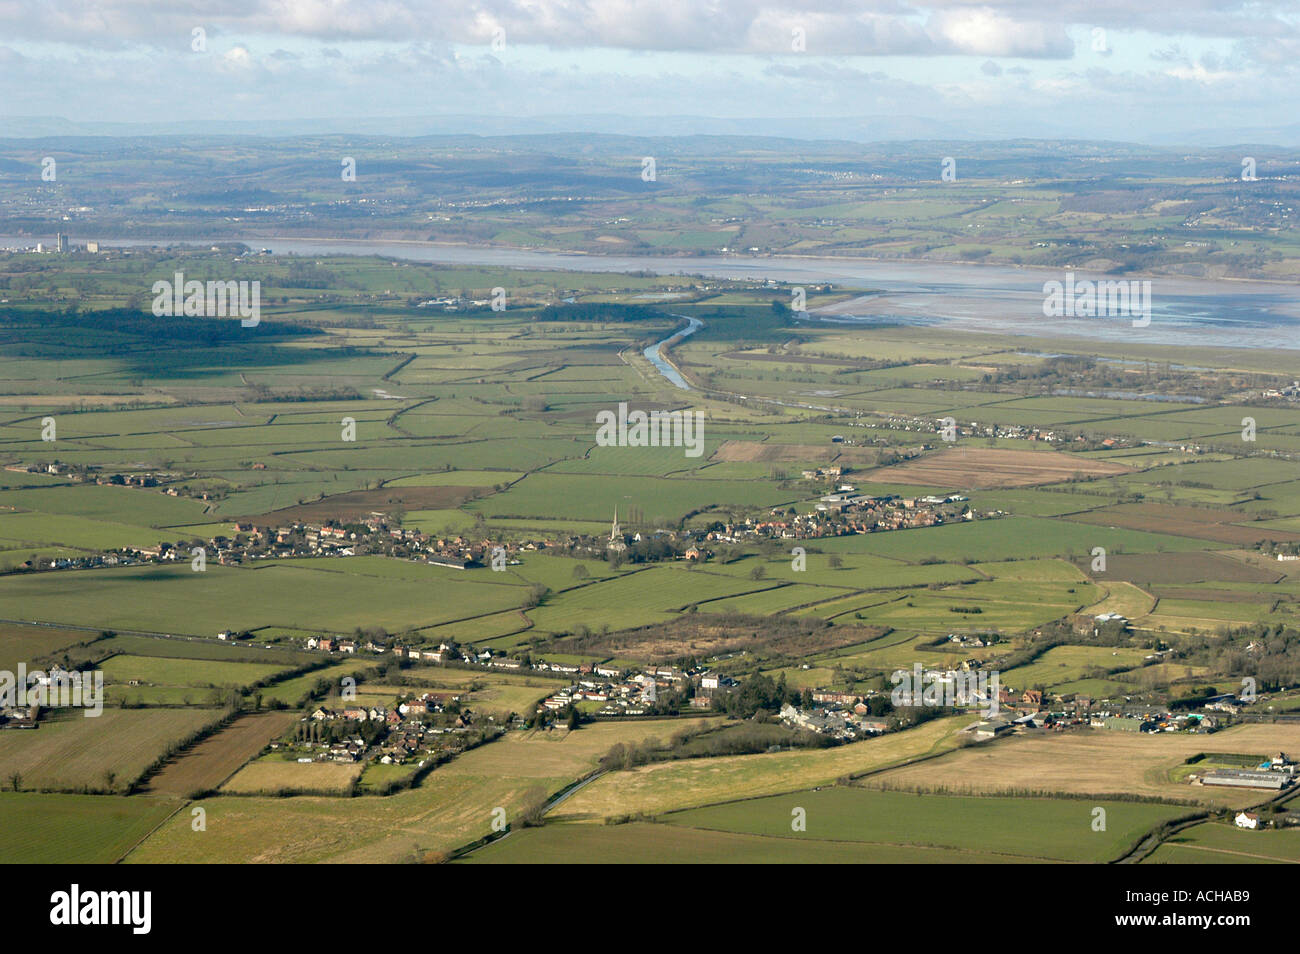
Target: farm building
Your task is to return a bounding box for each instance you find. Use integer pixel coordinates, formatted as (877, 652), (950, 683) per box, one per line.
(1101, 716), (1154, 732)
(1201, 769), (1290, 791)
(970, 719), (1013, 739)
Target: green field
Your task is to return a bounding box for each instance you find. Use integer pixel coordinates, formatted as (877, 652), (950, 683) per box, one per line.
(460, 820), (1026, 864)
(1143, 821), (1300, 864)
(0, 792), (180, 864)
(0, 562), (526, 634)
(661, 788), (1184, 863)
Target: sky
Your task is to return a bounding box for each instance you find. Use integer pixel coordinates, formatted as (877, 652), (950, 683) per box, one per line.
(1, 0), (1298, 143)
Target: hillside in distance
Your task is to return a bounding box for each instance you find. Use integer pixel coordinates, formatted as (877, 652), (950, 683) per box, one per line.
(2, 135), (1299, 280)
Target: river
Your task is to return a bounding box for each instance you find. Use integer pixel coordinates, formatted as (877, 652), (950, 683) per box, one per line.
(642, 315), (703, 390)
(9, 235), (1299, 351)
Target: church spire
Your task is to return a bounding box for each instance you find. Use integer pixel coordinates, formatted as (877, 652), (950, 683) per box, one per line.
(607, 505), (627, 551)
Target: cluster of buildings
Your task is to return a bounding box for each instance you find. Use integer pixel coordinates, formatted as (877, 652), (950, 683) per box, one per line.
(778, 701), (891, 740)
(538, 665), (706, 716)
(0, 704), (39, 730)
(865, 415), (1068, 445)
(286, 691), (482, 766)
(7, 463), (186, 489)
(808, 490), (972, 533)
(1202, 754), (1296, 793)
(1259, 381), (1300, 401)
(24, 233), (87, 254)
(415, 296), (497, 311)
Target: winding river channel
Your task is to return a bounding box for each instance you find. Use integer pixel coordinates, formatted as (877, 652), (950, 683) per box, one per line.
(642, 315), (703, 390)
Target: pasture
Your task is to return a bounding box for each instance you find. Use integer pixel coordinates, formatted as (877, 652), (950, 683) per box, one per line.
(0, 792), (180, 864)
(663, 788), (1186, 863)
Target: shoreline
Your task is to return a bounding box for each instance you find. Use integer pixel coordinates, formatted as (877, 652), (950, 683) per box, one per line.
(5, 233), (1299, 289)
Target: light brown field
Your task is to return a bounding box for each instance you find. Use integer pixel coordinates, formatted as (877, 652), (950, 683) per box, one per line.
(142, 710), (299, 796)
(0, 708), (225, 792)
(713, 440), (880, 467)
(865, 447), (1131, 489)
(239, 485), (482, 523)
(860, 723), (1300, 809)
(222, 759), (364, 795)
(714, 441), (834, 463)
(553, 716), (966, 821)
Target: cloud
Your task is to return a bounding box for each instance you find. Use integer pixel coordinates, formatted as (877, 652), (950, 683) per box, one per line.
(928, 8), (1072, 58)
(6, 0), (1290, 57)
(219, 45), (255, 71)
(0, 1), (1296, 142)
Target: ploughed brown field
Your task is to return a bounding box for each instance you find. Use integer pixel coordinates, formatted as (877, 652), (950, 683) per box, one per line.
(1063, 503), (1300, 546)
(141, 710), (299, 797)
(237, 485), (484, 523)
(864, 447), (1131, 489)
(1080, 550), (1282, 585)
(713, 440), (882, 466)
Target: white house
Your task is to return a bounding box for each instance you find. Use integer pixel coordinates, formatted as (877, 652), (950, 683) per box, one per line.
(1235, 811), (1260, 830)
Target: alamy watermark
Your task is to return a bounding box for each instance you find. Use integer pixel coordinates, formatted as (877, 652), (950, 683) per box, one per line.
(152, 271), (260, 327)
(595, 402), (704, 458)
(891, 663), (1000, 718)
(1, 665), (103, 717)
(1042, 271), (1151, 327)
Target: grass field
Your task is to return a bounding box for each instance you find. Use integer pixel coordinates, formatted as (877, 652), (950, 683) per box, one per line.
(1003, 645), (1153, 691)
(0, 792), (180, 864)
(0, 562), (526, 634)
(1143, 820), (1300, 863)
(460, 820), (1028, 864)
(815, 515), (1213, 563)
(0, 622), (95, 671)
(526, 565), (775, 633)
(661, 787), (1186, 862)
(99, 653), (289, 688)
(258, 659), (383, 706)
